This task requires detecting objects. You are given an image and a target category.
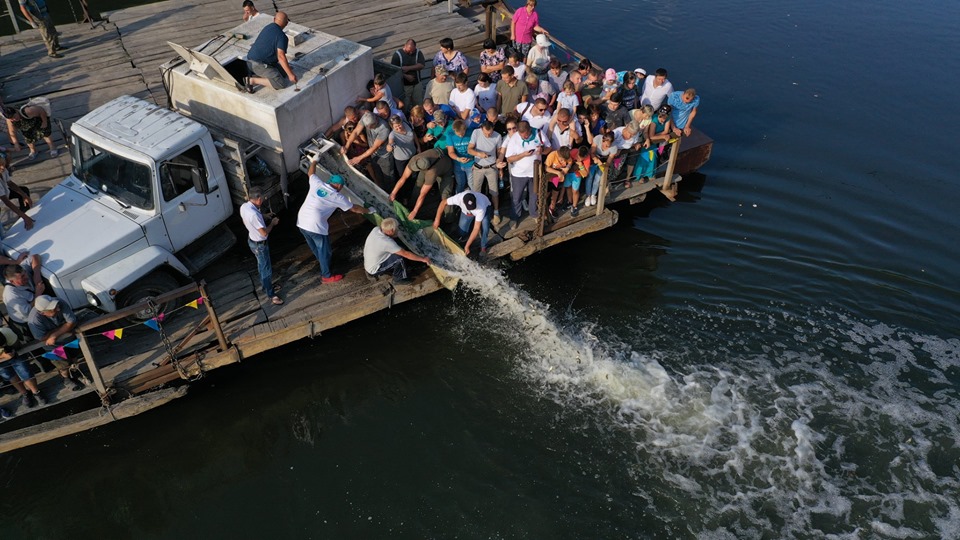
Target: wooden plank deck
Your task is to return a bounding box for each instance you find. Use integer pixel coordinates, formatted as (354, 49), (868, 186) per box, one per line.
(0, 0), (673, 448)
(0, 0), (487, 198)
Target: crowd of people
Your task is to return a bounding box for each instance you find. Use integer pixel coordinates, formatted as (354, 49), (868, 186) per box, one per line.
(242, 0), (703, 309)
(354, 0), (700, 241)
(1, 1), (704, 418)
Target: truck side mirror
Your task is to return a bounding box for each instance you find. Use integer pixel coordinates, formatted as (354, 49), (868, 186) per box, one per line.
(191, 167), (209, 194)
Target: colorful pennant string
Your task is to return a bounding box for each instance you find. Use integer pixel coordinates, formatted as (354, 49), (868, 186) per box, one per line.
(101, 328), (124, 340)
(91, 296), (204, 337)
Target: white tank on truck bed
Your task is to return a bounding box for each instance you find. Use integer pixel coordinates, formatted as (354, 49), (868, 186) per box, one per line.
(161, 17), (373, 175)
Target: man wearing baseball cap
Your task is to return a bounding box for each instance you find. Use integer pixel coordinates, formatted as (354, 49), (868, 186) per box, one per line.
(433, 190), (492, 257)
(299, 156), (376, 283)
(27, 295), (85, 392)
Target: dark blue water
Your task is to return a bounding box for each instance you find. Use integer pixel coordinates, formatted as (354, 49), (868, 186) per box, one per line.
(3, 0), (960, 538)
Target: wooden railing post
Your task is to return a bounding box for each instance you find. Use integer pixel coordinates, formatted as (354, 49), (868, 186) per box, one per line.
(4, 0), (21, 33)
(595, 164), (609, 217)
(660, 137), (681, 200)
(535, 161), (548, 237)
(485, 5), (495, 42)
(198, 281), (229, 352)
(76, 333), (110, 397)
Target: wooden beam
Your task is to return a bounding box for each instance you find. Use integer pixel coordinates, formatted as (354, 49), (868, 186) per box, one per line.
(509, 210), (618, 260)
(77, 282), (200, 332)
(0, 387), (187, 454)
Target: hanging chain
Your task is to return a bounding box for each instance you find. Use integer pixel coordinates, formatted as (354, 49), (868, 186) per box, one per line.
(148, 298), (203, 382)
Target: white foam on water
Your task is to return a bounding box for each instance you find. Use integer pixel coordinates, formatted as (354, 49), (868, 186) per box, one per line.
(436, 254), (960, 538)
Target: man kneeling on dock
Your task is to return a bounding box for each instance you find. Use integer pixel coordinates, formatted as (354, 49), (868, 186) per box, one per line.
(244, 12), (297, 91)
(363, 218), (430, 284)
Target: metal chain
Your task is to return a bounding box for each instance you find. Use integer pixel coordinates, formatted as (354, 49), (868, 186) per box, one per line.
(148, 298), (193, 381)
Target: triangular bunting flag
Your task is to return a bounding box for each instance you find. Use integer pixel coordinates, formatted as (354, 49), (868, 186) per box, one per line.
(197, 297), (205, 305)
(64, 339), (80, 349)
(115, 328), (123, 340)
(53, 346), (67, 359)
(42, 352), (61, 361)
(186, 300), (199, 309)
(143, 319), (160, 332)
(102, 329), (116, 340)
(500, 12), (505, 21)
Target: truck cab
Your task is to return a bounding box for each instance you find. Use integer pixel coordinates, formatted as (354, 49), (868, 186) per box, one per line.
(1, 97), (234, 316)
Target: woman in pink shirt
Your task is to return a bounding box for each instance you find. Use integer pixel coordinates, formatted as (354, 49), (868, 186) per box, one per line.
(510, 0), (548, 57)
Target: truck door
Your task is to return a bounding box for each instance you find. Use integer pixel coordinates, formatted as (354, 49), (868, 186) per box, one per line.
(159, 144), (228, 251)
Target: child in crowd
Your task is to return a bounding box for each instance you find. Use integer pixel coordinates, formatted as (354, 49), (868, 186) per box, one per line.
(619, 72), (640, 110)
(358, 73), (401, 111)
(584, 132), (618, 207)
(557, 81), (580, 115)
(543, 145), (571, 219)
(566, 144), (591, 215)
(600, 68), (619, 103)
(547, 58), (568, 93)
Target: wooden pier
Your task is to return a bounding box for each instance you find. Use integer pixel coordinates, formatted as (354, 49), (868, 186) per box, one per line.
(0, 0), (709, 451)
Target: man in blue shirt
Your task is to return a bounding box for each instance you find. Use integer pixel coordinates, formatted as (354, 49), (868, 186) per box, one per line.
(667, 88), (701, 137)
(19, 0), (64, 58)
(245, 12), (297, 91)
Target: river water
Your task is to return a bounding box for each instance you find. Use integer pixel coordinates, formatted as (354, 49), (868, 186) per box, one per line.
(3, 0), (960, 538)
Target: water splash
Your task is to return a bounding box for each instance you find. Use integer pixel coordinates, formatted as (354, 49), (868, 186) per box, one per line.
(439, 254), (960, 538)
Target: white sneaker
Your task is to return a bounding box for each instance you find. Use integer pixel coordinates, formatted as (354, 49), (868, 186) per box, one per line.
(584, 197), (592, 207)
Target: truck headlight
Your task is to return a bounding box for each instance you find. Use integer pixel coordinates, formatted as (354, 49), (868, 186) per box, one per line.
(86, 291), (102, 307)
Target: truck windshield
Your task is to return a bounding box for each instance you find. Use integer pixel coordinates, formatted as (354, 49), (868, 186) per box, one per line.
(73, 137), (155, 210)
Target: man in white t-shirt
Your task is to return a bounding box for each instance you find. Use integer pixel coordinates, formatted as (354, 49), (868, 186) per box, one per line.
(503, 120), (542, 220)
(240, 186), (283, 305)
(299, 157), (375, 283)
(434, 191), (492, 256)
(641, 68), (674, 110)
(363, 218), (430, 283)
(448, 72), (477, 121)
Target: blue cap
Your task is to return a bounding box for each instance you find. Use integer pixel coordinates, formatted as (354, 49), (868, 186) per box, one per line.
(328, 175), (344, 185)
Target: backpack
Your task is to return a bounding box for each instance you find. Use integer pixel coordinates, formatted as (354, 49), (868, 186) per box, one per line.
(24, 96), (52, 117)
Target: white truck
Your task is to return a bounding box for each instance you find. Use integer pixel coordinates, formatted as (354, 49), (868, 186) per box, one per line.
(1, 18), (387, 319)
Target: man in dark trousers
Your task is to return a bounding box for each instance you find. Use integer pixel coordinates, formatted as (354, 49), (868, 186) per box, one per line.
(245, 12), (296, 91)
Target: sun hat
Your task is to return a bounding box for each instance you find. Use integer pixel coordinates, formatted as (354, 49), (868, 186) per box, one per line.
(634, 68), (647, 76)
(604, 68), (617, 82)
(0, 327), (18, 347)
(535, 34), (550, 47)
(34, 295), (60, 312)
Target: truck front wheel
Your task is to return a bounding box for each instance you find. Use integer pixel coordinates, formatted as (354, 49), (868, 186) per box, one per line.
(117, 272), (181, 322)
